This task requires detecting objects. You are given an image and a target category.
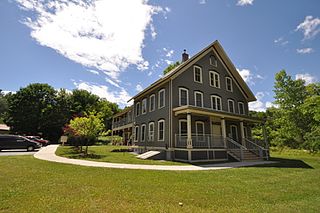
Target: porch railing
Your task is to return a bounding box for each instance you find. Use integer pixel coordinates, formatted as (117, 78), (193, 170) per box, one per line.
(226, 137), (246, 161)
(175, 134), (226, 149)
(245, 138), (269, 160)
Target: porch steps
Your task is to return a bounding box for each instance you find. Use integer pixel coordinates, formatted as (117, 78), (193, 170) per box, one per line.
(228, 149), (261, 161)
(136, 151), (161, 160)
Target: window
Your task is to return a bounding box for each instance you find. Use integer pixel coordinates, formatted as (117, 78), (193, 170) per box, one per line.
(196, 121), (205, 142)
(135, 102), (140, 117)
(209, 71), (220, 88)
(141, 124), (146, 142)
(149, 94), (155, 112)
(193, 66), (202, 83)
(134, 126), (139, 142)
(158, 119), (165, 141)
(179, 119), (187, 135)
(226, 77), (233, 92)
(148, 122), (154, 141)
(141, 98), (147, 114)
(228, 99), (235, 113)
(210, 55), (217, 67)
(194, 91), (203, 107)
(158, 89), (165, 109)
(179, 88), (189, 106)
(211, 95), (222, 111)
(243, 126), (248, 139)
(238, 102), (245, 115)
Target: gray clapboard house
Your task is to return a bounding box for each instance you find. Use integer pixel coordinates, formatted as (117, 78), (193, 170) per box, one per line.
(112, 40), (269, 162)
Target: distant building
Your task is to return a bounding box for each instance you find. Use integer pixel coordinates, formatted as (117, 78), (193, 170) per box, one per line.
(112, 40), (268, 162)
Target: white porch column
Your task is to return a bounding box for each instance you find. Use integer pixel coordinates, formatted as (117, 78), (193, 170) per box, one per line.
(187, 113), (193, 149)
(221, 118), (227, 148)
(240, 121), (245, 147)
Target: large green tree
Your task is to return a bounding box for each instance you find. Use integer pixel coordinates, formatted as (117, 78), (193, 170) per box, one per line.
(0, 90), (8, 123)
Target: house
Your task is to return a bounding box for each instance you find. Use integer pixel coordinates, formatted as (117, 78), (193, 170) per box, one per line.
(112, 40), (269, 162)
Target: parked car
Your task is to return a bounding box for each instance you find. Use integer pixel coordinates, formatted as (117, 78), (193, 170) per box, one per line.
(25, 136), (49, 146)
(0, 135), (41, 151)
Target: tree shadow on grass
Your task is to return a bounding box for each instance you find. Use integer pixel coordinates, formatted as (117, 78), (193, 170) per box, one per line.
(251, 157), (314, 169)
(61, 148), (106, 160)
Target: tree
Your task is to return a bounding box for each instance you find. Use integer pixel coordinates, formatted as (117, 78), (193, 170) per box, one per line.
(5, 84), (57, 139)
(70, 89), (100, 116)
(68, 113), (105, 154)
(0, 90), (8, 123)
(163, 61), (180, 75)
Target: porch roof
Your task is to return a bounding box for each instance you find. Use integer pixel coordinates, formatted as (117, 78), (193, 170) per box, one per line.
(173, 106), (262, 123)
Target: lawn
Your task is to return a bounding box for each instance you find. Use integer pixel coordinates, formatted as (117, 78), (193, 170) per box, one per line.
(0, 149), (319, 212)
(56, 145), (186, 165)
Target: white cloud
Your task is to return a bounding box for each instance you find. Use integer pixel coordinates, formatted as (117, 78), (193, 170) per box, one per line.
(199, 0), (206, 4)
(274, 37), (289, 46)
(88, 69), (99, 75)
(237, 0), (254, 6)
(295, 73), (317, 85)
(73, 81), (132, 106)
(296, 16), (320, 40)
(147, 71), (152, 76)
(1, 90), (16, 95)
(296, 48), (314, 54)
(135, 84), (143, 92)
(165, 59), (173, 65)
(249, 92), (276, 111)
(105, 78), (121, 88)
(237, 68), (264, 85)
(16, 0), (162, 81)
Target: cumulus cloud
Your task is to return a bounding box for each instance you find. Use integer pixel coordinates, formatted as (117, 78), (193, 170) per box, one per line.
(249, 92), (276, 112)
(295, 73), (317, 85)
(237, 0), (254, 6)
(296, 48), (314, 54)
(135, 84), (143, 92)
(73, 81), (132, 106)
(296, 16), (320, 40)
(237, 68), (264, 85)
(16, 0), (164, 81)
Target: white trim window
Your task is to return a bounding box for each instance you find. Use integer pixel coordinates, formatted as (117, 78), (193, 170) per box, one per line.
(158, 89), (165, 109)
(195, 121), (205, 142)
(194, 91), (203, 107)
(227, 99), (235, 113)
(134, 126), (139, 142)
(141, 98), (147, 114)
(179, 88), (189, 106)
(193, 66), (202, 83)
(179, 119), (187, 135)
(158, 119), (165, 141)
(243, 126), (248, 139)
(149, 94), (155, 112)
(148, 122), (154, 141)
(226, 77), (233, 92)
(135, 102), (140, 117)
(238, 102), (245, 115)
(210, 55), (217, 67)
(209, 71), (220, 88)
(211, 95), (222, 111)
(141, 124), (146, 142)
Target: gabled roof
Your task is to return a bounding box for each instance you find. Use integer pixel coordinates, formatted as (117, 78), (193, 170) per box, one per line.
(129, 40), (256, 102)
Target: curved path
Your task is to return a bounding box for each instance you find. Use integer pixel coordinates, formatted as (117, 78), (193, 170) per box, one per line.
(34, 145), (276, 171)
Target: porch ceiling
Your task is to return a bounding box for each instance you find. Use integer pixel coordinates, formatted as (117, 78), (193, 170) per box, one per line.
(173, 106), (262, 123)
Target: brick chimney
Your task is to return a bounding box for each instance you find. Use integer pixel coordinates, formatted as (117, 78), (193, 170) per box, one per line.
(182, 49), (189, 62)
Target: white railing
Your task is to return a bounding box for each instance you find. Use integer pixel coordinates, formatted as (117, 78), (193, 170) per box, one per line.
(175, 134), (226, 149)
(226, 137), (246, 161)
(245, 138), (269, 160)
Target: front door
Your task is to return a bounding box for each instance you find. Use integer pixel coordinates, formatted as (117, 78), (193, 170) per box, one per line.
(230, 125), (239, 142)
(212, 124), (222, 136)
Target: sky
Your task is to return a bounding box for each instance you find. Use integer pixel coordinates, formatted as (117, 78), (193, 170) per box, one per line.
(0, 0), (319, 110)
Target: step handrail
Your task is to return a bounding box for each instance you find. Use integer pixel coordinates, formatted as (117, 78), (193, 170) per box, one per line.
(245, 138), (269, 160)
(226, 137), (247, 161)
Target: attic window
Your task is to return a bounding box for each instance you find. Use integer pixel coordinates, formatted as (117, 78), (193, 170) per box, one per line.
(210, 55), (217, 67)
(226, 77), (233, 92)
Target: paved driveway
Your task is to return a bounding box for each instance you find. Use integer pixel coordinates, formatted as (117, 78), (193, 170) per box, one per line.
(0, 149), (39, 156)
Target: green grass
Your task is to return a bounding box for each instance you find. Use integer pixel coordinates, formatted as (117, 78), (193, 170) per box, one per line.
(56, 145), (186, 165)
(0, 149), (319, 212)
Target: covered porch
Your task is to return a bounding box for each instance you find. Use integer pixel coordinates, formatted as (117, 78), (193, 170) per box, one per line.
(172, 106), (269, 162)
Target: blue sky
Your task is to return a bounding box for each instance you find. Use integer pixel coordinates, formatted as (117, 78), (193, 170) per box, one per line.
(0, 0), (319, 110)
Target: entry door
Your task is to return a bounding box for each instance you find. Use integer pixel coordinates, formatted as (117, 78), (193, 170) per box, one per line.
(230, 125), (238, 142)
(212, 124), (222, 136)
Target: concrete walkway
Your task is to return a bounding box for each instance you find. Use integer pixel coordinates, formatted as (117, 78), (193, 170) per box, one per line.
(34, 145), (276, 171)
